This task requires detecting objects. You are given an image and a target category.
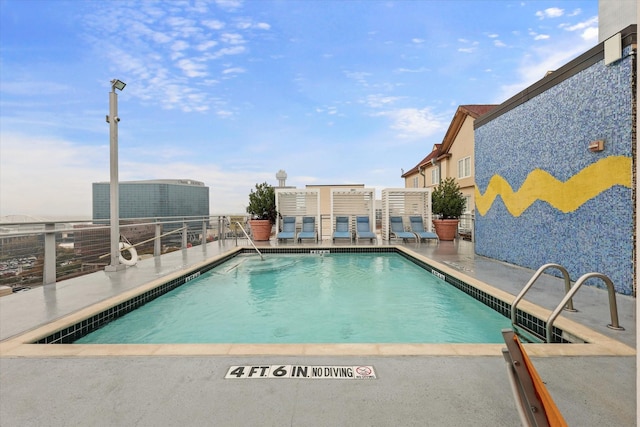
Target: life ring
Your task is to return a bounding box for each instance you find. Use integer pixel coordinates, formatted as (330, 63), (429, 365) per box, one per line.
(119, 242), (138, 266)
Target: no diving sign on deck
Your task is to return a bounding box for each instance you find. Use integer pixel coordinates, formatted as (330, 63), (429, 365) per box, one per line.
(225, 365), (376, 380)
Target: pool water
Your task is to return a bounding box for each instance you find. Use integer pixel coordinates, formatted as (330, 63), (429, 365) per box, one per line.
(76, 253), (513, 344)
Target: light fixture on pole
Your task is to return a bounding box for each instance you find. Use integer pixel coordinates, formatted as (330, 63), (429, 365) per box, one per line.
(105, 79), (127, 272)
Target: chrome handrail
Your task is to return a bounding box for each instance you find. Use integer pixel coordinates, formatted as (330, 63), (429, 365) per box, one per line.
(546, 272), (624, 343)
(235, 221), (263, 260)
(511, 263), (576, 328)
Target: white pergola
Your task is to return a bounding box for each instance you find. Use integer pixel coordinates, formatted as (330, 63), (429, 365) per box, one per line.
(275, 188), (321, 236)
(330, 188), (376, 237)
(381, 188), (433, 241)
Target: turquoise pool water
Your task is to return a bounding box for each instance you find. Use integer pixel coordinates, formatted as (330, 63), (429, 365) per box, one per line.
(76, 253), (513, 344)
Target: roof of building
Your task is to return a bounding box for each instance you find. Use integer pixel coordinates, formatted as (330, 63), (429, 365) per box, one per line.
(401, 104), (497, 178)
(401, 144), (441, 178)
(94, 179), (206, 186)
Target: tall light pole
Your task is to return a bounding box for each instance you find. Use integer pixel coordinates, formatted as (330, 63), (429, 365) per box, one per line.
(105, 79), (127, 272)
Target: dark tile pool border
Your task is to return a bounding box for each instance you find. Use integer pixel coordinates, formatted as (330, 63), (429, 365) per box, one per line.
(35, 247), (567, 344)
(396, 251), (568, 343)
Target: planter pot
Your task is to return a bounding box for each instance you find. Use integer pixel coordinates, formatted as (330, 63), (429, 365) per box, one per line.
(249, 219), (273, 241)
(432, 219), (459, 241)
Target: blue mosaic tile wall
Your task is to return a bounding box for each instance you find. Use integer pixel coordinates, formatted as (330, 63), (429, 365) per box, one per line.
(475, 47), (634, 295)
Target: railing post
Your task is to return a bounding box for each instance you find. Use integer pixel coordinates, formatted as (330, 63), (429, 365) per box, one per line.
(43, 223), (56, 285)
(154, 220), (162, 257)
(202, 218), (207, 249)
(182, 221), (188, 248)
(471, 213), (475, 244)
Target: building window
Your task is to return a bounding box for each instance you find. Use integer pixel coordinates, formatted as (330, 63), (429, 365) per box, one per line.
(413, 176), (419, 188)
(458, 157), (471, 178)
(464, 195), (471, 213)
(431, 167), (440, 185)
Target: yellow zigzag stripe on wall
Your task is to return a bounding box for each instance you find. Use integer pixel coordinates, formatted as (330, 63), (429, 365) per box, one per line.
(475, 156), (632, 217)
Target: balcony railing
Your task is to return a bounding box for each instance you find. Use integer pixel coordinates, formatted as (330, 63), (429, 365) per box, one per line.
(0, 212), (475, 292)
(0, 215), (248, 290)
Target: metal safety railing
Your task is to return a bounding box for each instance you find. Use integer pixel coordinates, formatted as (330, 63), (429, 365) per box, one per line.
(0, 214), (248, 289)
(97, 227), (187, 262)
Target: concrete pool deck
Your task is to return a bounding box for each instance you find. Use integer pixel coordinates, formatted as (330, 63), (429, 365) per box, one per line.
(0, 238), (636, 426)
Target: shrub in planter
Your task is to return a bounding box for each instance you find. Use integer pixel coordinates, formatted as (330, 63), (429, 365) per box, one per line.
(431, 177), (466, 240)
(246, 182), (277, 241)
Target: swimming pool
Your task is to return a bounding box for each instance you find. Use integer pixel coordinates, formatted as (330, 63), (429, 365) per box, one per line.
(75, 252), (514, 344)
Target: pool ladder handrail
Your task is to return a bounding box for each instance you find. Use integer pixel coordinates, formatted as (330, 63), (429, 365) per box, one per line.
(234, 221), (263, 260)
(512, 264), (624, 343)
(511, 263), (576, 329)
(545, 272), (624, 344)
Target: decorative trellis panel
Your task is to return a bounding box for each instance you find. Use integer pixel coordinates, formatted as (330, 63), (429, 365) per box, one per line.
(381, 188), (432, 241)
(330, 188), (376, 236)
(275, 189), (321, 235)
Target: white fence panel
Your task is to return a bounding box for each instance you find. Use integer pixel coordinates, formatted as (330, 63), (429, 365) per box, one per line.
(381, 188), (432, 241)
(330, 188), (376, 237)
(275, 189), (321, 235)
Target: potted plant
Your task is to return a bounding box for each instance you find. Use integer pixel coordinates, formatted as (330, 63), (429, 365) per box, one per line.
(246, 182), (277, 241)
(431, 177), (466, 241)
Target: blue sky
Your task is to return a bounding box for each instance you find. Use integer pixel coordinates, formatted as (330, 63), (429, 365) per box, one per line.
(0, 0), (599, 218)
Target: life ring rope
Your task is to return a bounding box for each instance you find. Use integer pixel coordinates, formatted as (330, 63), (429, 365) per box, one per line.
(119, 242), (138, 266)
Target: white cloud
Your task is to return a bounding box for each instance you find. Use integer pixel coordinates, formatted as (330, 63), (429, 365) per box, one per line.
(177, 59), (208, 77)
(561, 16), (598, 32)
(202, 19), (225, 30)
(458, 39), (479, 53)
(496, 39), (594, 102)
(221, 33), (245, 45)
(534, 34), (550, 41)
(559, 16), (598, 42)
(78, 2), (261, 113)
(412, 38), (425, 44)
(364, 94), (404, 108)
(581, 27), (598, 42)
(236, 21), (271, 30)
(165, 17), (200, 37)
(196, 40), (218, 51)
(394, 67), (429, 73)
(222, 67), (246, 74)
(494, 40), (507, 47)
(211, 45), (246, 59)
(152, 31), (173, 44)
(0, 133), (109, 217)
(536, 7), (564, 19)
(172, 40), (190, 51)
(0, 81), (70, 96)
(344, 70), (372, 87)
(216, 110), (234, 118)
(373, 108), (447, 139)
(215, 0), (243, 12)
(0, 131), (262, 216)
